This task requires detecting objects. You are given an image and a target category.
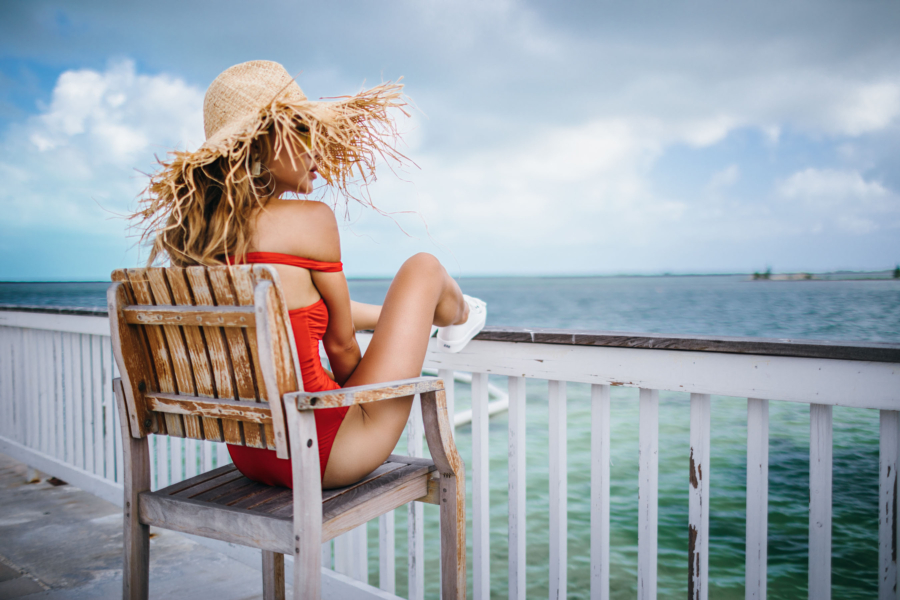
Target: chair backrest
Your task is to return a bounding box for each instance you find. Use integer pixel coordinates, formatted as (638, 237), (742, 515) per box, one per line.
(108, 265), (302, 459)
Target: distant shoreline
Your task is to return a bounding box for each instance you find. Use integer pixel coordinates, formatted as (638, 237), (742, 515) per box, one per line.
(1, 270), (898, 284)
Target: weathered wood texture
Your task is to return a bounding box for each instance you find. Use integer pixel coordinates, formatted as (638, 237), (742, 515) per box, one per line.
(109, 266), (300, 453)
(880, 410), (899, 600)
(262, 551), (285, 600)
(689, 394), (711, 600)
(809, 404), (833, 600)
(638, 388), (659, 600)
(591, 384), (611, 600)
(746, 398), (769, 600)
(114, 378), (150, 600)
(473, 326), (900, 363)
(508, 376), (527, 600)
(123, 305), (255, 327)
(286, 377), (444, 409)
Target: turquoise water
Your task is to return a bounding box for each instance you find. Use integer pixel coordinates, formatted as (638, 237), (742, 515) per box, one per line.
(2, 276), (898, 597)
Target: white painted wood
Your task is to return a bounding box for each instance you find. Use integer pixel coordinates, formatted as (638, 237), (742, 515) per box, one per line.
(809, 404), (832, 600)
(171, 436), (184, 483)
(379, 511), (395, 594)
(54, 331), (64, 461)
(202, 440), (214, 473)
(549, 380), (568, 600)
(638, 388), (659, 600)
(0, 310), (110, 335)
(591, 384), (611, 600)
(216, 441), (231, 468)
(880, 410), (899, 600)
(39, 331), (52, 456)
(334, 528), (367, 583)
(407, 394), (424, 600)
(322, 540), (333, 570)
(24, 329), (37, 451)
(113, 354), (124, 484)
(689, 394), (711, 600)
(64, 332), (76, 465)
(185, 439), (198, 479)
(73, 334), (86, 470)
(156, 434), (169, 490)
(0, 329), (9, 440)
(507, 376), (526, 600)
(438, 368), (456, 436)
(423, 341), (900, 410)
(148, 437), (157, 491)
(472, 371), (491, 600)
(80, 334), (93, 473)
(746, 398), (769, 600)
(104, 338), (116, 480)
(92, 335), (104, 476)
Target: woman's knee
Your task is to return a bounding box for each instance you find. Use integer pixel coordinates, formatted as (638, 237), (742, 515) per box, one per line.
(398, 252), (446, 281)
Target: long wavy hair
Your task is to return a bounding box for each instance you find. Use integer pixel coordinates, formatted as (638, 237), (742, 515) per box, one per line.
(131, 83), (409, 267)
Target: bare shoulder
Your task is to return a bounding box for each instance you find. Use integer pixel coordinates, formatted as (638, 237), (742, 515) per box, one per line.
(253, 199), (341, 262)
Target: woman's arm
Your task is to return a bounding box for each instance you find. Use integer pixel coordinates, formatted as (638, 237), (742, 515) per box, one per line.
(350, 300), (381, 331)
(313, 270), (361, 385)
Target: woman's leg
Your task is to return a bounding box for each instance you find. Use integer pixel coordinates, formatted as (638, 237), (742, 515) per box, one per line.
(322, 253), (466, 487)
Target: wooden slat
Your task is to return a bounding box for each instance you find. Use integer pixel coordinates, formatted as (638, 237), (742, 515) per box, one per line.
(508, 376), (526, 600)
(689, 393), (711, 600)
(322, 461), (407, 502)
(138, 493), (293, 554)
(125, 269), (182, 437)
(104, 338), (117, 477)
(262, 551), (285, 600)
(550, 380), (568, 600)
(287, 377), (444, 409)
(170, 437), (184, 483)
(230, 266), (270, 448)
(52, 331), (63, 459)
(73, 333), (85, 468)
(80, 334), (93, 472)
(156, 435), (169, 490)
(146, 268), (203, 440)
(123, 305), (255, 326)
(638, 387), (658, 600)
(39, 331), (53, 456)
(472, 371), (490, 600)
(166, 268), (231, 444)
(438, 369), (456, 437)
(809, 404), (833, 600)
(746, 398), (769, 600)
(591, 383), (611, 600)
(189, 266), (247, 445)
(185, 438), (198, 479)
(253, 279), (294, 458)
(146, 393), (273, 424)
(880, 410), (899, 600)
(408, 396), (424, 600)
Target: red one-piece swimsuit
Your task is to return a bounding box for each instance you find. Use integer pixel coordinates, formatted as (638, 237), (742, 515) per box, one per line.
(226, 252), (348, 488)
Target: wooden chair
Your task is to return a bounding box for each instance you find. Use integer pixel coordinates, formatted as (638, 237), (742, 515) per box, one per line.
(108, 265), (465, 600)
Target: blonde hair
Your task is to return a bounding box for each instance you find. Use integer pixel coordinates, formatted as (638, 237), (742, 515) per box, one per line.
(132, 82), (409, 267)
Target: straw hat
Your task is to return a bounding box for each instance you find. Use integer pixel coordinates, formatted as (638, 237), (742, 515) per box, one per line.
(151, 60), (409, 202)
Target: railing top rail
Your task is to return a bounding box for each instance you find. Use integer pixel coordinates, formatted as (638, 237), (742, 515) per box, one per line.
(474, 327), (900, 363)
(3, 305), (899, 363)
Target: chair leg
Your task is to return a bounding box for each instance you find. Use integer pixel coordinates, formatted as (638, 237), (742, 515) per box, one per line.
(116, 379), (151, 600)
(262, 551), (285, 600)
(440, 472), (467, 600)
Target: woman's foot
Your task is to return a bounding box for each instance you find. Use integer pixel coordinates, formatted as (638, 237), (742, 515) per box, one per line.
(436, 295), (487, 353)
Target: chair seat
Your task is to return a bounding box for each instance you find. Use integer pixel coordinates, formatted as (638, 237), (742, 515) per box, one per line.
(138, 454), (436, 554)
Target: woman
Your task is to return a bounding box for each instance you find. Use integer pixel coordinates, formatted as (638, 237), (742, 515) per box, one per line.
(133, 60), (486, 489)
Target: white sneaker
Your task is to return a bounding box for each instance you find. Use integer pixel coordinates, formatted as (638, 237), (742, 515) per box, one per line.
(436, 295), (487, 353)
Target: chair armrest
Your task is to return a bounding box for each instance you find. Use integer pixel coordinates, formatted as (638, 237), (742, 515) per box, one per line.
(284, 377), (444, 410)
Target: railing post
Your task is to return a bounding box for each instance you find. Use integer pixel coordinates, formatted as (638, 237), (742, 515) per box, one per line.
(591, 384), (611, 600)
(549, 380), (568, 600)
(508, 376), (527, 600)
(880, 410), (899, 600)
(809, 404), (832, 600)
(746, 398), (769, 600)
(638, 388), (659, 600)
(689, 393), (711, 600)
(408, 394), (423, 599)
(472, 372), (491, 600)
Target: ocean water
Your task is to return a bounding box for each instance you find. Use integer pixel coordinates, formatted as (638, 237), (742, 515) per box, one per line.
(2, 275), (899, 598)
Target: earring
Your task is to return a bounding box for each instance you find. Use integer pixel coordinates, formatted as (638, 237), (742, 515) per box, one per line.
(251, 160), (262, 176)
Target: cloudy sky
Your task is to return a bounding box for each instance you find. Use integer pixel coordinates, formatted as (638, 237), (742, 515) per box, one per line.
(1, 1), (899, 280)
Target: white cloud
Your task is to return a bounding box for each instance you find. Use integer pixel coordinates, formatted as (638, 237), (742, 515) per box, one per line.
(707, 165), (740, 191)
(776, 168), (899, 234)
(0, 60), (204, 238)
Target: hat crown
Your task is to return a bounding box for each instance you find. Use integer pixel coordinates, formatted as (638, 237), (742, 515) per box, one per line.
(203, 60), (307, 140)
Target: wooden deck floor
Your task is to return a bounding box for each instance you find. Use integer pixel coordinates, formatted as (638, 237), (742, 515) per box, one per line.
(0, 452), (273, 599)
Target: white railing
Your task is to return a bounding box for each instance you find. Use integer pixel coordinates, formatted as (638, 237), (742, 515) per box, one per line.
(2, 307), (900, 599)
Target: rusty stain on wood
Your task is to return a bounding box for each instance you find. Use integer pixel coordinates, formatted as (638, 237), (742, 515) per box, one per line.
(688, 524), (699, 599)
(690, 447), (700, 489)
